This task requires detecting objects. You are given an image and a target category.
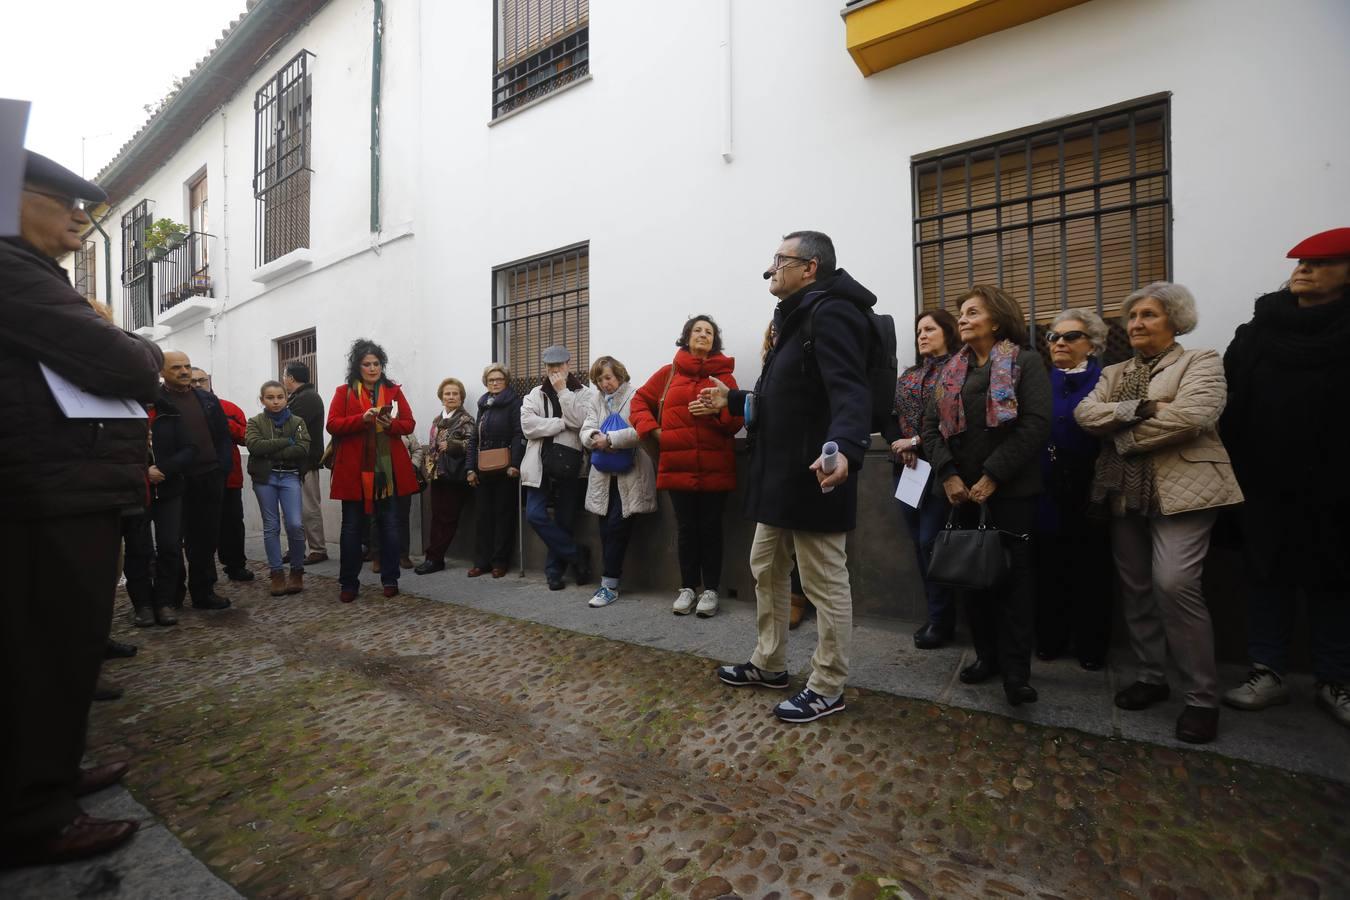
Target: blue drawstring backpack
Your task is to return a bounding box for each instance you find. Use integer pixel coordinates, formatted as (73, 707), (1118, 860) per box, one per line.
(590, 410), (635, 474)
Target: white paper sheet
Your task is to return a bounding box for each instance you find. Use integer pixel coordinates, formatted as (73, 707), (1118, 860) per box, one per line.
(0, 99), (31, 237)
(40, 363), (147, 419)
(894, 458), (932, 508)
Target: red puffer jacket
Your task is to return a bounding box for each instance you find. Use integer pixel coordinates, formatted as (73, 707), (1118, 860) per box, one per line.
(326, 382), (420, 501)
(218, 398), (247, 489)
(630, 350), (742, 492)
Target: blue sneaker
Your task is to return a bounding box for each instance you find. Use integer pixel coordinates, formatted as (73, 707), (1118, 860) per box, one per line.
(774, 687), (845, 723)
(588, 586), (619, 608)
(716, 662), (789, 690)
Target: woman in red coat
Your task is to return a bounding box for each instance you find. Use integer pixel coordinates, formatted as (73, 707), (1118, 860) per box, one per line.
(327, 338), (419, 603)
(631, 315), (743, 617)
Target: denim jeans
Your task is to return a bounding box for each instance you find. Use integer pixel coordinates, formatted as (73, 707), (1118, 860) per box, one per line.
(525, 476), (583, 581)
(897, 474), (953, 629)
(341, 498), (400, 589)
(597, 477), (633, 589)
(252, 471), (306, 573)
(1247, 581), (1350, 683)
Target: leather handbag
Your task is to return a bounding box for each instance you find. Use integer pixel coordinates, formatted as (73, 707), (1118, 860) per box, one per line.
(926, 504), (1011, 590)
(476, 416), (511, 474)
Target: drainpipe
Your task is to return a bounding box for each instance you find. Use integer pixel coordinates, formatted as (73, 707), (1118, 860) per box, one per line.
(719, 0), (733, 163)
(370, 0), (384, 233)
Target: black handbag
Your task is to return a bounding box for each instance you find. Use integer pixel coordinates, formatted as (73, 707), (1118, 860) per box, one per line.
(927, 504), (1013, 590)
(541, 440), (583, 480)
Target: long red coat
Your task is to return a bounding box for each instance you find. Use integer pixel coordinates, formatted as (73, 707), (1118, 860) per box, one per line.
(326, 381), (420, 501)
(630, 350), (742, 492)
(218, 398), (247, 489)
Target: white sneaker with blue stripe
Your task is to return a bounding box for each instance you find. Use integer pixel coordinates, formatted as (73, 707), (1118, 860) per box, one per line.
(716, 662), (789, 689)
(588, 586), (619, 608)
(774, 687), (845, 723)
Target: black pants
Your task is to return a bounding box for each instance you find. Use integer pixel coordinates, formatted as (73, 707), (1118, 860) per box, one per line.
(956, 496), (1037, 685)
(150, 494), (184, 607)
(181, 469), (225, 602)
(598, 477), (634, 583)
(474, 474), (518, 569)
(669, 490), (728, 592)
(216, 485), (246, 571)
(0, 510), (119, 841)
(425, 481), (468, 563)
(122, 511), (155, 610)
(1034, 519), (1112, 663)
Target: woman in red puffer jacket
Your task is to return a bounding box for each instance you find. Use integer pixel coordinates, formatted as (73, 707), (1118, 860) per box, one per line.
(630, 315), (743, 618)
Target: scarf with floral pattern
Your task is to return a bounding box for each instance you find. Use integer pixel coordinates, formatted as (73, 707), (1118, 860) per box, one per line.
(934, 340), (1021, 439)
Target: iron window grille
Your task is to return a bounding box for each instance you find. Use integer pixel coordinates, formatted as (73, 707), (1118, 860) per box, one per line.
(120, 200), (154, 330)
(277, 328), (318, 389)
(73, 240), (97, 302)
(493, 243), (589, 396)
(912, 95), (1171, 358)
(493, 0), (589, 119)
(254, 50), (313, 267)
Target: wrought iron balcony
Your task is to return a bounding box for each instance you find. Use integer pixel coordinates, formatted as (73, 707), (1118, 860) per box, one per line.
(492, 24), (588, 119)
(153, 231), (213, 317)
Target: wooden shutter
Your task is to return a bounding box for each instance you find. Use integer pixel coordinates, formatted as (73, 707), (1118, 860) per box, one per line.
(498, 0), (589, 69)
(497, 247), (590, 392)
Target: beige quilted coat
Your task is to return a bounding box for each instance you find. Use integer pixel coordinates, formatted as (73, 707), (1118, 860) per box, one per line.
(1074, 345), (1243, 515)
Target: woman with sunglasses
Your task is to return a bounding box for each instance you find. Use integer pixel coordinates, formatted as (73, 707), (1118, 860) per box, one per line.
(1034, 309), (1112, 671)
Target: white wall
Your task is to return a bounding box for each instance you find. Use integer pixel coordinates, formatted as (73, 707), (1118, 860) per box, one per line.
(99, 0), (1349, 422)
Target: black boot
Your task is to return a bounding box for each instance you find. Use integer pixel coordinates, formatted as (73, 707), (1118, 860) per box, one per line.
(573, 546), (593, 586)
(104, 639), (138, 658)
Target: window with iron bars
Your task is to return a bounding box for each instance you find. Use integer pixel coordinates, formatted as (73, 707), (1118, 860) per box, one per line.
(912, 96), (1171, 362)
(277, 328), (318, 392)
(73, 240), (97, 302)
(120, 200), (153, 330)
(493, 0), (589, 119)
(493, 244), (589, 395)
(254, 50), (313, 267)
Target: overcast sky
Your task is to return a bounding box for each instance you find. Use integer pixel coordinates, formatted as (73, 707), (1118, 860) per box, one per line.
(1, 0), (248, 178)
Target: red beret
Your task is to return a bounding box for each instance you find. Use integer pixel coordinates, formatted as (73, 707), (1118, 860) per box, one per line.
(1287, 227), (1350, 260)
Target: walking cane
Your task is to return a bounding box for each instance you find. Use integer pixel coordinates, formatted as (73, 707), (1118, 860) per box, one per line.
(517, 475), (525, 577)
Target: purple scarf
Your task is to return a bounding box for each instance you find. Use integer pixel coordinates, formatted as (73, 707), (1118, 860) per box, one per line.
(935, 339), (1022, 439)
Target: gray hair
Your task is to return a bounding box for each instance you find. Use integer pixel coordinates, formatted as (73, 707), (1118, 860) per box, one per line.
(1051, 307), (1109, 355)
(1121, 282), (1198, 335)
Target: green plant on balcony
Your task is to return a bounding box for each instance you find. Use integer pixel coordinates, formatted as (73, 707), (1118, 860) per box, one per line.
(144, 218), (188, 260)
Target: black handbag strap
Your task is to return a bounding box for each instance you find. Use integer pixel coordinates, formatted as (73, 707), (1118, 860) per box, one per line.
(944, 503), (992, 530)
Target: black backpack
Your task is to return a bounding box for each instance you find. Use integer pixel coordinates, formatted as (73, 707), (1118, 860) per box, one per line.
(800, 297), (899, 434)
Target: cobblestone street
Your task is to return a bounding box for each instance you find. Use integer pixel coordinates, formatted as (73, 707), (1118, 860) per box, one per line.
(32, 568), (1350, 898)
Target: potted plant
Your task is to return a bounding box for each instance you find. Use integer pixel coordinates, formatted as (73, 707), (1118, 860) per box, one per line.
(144, 218), (188, 260)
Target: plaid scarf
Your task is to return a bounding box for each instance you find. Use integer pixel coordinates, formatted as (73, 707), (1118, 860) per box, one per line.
(935, 339), (1021, 440)
(1090, 345), (1177, 516)
(354, 381), (395, 514)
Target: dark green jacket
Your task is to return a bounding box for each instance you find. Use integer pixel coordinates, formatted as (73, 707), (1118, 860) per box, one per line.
(245, 413), (311, 481)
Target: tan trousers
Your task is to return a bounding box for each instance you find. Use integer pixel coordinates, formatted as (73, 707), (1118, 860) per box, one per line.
(1111, 509), (1219, 708)
(301, 469), (327, 554)
(749, 523), (852, 698)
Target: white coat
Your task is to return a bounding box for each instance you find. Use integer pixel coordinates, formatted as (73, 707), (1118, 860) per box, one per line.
(520, 382), (592, 489)
(579, 381), (657, 518)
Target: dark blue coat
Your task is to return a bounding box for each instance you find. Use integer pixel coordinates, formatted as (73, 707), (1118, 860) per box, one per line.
(1036, 358), (1102, 533)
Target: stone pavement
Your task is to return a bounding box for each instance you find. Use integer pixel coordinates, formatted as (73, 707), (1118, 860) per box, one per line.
(3, 548), (1348, 899)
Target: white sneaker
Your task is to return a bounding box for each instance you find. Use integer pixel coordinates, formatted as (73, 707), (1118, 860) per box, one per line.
(695, 590), (719, 618)
(672, 588), (697, 615)
(1222, 664), (1289, 710)
(1316, 681), (1350, 728)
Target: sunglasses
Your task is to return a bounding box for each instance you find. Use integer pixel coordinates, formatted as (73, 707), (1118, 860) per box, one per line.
(1045, 330), (1088, 344)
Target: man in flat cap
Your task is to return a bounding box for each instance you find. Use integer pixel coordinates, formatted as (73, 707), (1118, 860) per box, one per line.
(1220, 227), (1350, 730)
(520, 344), (594, 590)
(0, 151), (163, 866)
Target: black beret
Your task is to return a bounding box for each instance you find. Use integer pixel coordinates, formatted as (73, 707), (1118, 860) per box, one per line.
(24, 150), (107, 203)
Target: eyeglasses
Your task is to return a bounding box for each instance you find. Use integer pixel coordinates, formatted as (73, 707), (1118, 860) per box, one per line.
(1045, 330), (1088, 344)
(24, 188), (86, 211)
(768, 253), (812, 272)
(190, 377), (210, 386)
(485, 377), (507, 384)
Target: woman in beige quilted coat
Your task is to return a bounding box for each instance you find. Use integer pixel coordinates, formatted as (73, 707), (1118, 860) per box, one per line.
(1075, 282), (1242, 745)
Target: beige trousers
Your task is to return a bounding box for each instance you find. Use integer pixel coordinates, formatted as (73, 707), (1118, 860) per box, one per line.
(749, 523), (852, 698)
(301, 469), (327, 554)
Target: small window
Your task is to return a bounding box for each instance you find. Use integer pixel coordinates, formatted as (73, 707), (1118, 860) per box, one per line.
(120, 200), (154, 329)
(493, 0), (589, 119)
(277, 328), (318, 390)
(493, 243), (589, 395)
(73, 240), (97, 302)
(254, 51), (313, 267)
(912, 96), (1170, 352)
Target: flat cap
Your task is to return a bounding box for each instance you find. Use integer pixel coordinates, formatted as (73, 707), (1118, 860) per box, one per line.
(1287, 227), (1350, 260)
(24, 150), (107, 203)
(541, 344), (571, 365)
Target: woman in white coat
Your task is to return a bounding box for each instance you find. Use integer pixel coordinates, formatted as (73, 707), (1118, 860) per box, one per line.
(580, 356), (657, 607)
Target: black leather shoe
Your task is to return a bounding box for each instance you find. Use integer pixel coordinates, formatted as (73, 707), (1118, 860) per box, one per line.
(1079, 658), (1105, 672)
(92, 678), (123, 701)
(414, 559), (445, 575)
(913, 622), (953, 650)
(191, 593), (232, 610)
(1176, 705), (1219, 743)
(104, 639), (138, 659)
(959, 658), (1000, 684)
(1115, 681), (1171, 710)
(1004, 682), (1039, 706)
(547, 578), (565, 591)
(224, 568), (255, 582)
(573, 546), (593, 586)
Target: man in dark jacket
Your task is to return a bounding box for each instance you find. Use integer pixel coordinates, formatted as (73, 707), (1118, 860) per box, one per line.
(704, 231), (875, 723)
(159, 351), (233, 610)
(0, 151), (162, 865)
(194, 368), (254, 583)
(284, 361), (328, 562)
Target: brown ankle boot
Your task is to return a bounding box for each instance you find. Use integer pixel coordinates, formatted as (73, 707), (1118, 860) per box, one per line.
(371, 557), (381, 574)
(789, 593), (807, 630)
(269, 571), (287, 596)
(286, 570), (304, 594)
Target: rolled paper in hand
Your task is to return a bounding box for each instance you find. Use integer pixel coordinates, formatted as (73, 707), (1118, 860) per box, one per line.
(820, 441), (839, 494)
